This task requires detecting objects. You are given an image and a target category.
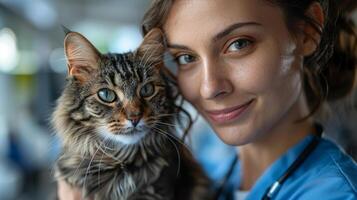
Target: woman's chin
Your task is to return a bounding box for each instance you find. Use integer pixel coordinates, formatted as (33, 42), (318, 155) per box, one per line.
(213, 126), (253, 146)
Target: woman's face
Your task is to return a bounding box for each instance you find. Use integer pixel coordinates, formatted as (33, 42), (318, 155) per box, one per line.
(164, 0), (307, 145)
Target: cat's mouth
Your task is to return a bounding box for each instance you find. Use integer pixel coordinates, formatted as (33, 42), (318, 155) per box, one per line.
(97, 126), (149, 145)
(115, 126), (148, 135)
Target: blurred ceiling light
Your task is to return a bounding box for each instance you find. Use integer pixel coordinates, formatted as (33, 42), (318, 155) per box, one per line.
(109, 26), (142, 53)
(14, 50), (39, 74)
(24, 0), (57, 29)
(1, 0), (57, 29)
(49, 48), (67, 74)
(0, 28), (19, 73)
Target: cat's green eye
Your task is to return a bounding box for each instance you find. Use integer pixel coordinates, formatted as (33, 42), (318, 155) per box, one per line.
(140, 83), (155, 98)
(98, 88), (117, 103)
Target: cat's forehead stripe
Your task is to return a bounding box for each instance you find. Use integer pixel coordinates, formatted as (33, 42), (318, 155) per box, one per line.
(114, 53), (143, 82)
(102, 53), (154, 90)
(113, 54), (127, 78)
(116, 54), (133, 80)
(123, 54), (134, 75)
(124, 53), (141, 82)
(114, 72), (123, 87)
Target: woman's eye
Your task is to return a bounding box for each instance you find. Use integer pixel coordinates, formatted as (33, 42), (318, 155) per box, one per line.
(140, 83), (155, 98)
(98, 88), (117, 103)
(176, 54), (195, 65)
(226, 38), (253, 52)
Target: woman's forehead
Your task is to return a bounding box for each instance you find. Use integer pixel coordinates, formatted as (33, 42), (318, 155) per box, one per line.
(163, 0), (284, 43)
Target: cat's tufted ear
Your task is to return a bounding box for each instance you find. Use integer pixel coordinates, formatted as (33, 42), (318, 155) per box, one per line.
(137, 29), (178, 97)
(136, 28), (166, 66)
(64, 31), (101, 83)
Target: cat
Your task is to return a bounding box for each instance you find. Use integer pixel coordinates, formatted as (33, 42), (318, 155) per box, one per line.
(52, 28), (212, 200)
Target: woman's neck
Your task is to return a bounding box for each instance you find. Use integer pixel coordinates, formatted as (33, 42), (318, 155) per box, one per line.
(237, 97), (316, 191)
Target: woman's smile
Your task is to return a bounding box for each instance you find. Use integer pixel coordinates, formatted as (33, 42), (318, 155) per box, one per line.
(204, 99), (255, 124)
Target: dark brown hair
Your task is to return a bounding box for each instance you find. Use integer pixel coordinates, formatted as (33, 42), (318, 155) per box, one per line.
(141, 0), (357, 119)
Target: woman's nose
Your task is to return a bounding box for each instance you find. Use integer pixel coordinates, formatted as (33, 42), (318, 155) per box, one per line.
(200, 59), (233, 100)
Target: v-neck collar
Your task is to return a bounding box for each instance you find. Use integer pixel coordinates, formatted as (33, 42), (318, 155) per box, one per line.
(233, 135), (318, 200)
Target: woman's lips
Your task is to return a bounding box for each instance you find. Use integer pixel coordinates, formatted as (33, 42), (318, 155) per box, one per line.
(205, 100), (254, 123)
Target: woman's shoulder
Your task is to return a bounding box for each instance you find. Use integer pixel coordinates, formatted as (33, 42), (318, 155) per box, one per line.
(314, 137), (357, 188)
(283, 137), (357, 199)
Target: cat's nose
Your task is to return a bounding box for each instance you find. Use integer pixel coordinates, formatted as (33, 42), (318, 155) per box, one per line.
(129, 116), (141, 127)
(125, 108), (143, 127)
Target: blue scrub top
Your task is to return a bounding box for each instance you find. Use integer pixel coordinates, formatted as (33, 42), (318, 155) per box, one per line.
(219, 135), (357, 200)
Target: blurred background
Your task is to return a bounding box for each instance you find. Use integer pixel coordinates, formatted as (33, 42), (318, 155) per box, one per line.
(0, 0), (356, 199)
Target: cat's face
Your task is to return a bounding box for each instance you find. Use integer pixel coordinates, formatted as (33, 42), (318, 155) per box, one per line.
(62, 29), (175, 146)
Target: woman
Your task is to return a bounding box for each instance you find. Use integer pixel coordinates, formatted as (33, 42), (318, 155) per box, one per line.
(59, 0), (357, 199)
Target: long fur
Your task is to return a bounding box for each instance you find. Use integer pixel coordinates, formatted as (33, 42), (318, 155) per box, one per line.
(52, 29), (212, 200)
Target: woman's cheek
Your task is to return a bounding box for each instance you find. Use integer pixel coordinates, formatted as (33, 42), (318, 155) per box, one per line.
(228, 53), (282, 94)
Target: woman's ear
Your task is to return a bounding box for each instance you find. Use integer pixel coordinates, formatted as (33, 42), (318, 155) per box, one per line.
(299, 2), (325, 56)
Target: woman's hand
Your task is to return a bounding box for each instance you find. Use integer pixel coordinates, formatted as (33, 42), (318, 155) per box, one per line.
(57, 180), (87, 200)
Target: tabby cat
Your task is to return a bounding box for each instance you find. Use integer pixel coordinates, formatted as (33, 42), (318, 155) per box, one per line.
(52, 28), (212, 200)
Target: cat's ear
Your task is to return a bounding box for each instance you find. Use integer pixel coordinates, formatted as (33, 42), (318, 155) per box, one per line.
(64, 31), (101, 83)
(136, 28), (166, 65)
(137, 29), (178, 97)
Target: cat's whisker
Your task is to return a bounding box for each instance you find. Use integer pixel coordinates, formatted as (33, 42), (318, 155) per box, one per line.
(152, 121), (176, 128)
(152, 127), (184, 148)
(157, 112), (178, 116)
(83, 146), (101, 191)
(97, 135), (109, 190)
(97, 141), (119, 161)
(151, 128), (181, 177)
(97, 135), (116, 151)
(70, 155), (87, 179)
(71, 134), (100, 179)
(151, 126), (194, 156)
(146, 113), (177, 120)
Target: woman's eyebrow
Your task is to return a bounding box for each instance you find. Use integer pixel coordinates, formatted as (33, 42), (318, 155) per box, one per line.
(213, 22), (262, 41)
(167, 22), (261, 50)
(167, 44), (191, 51)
